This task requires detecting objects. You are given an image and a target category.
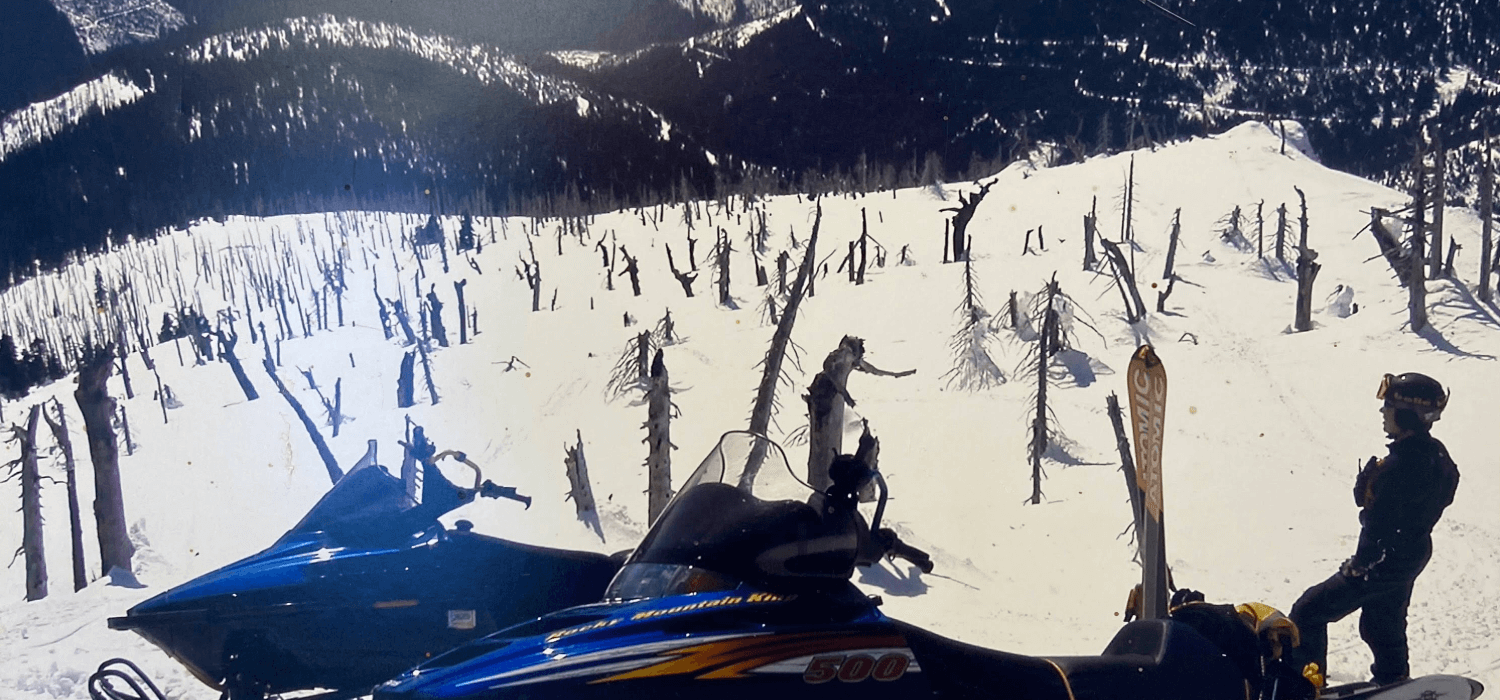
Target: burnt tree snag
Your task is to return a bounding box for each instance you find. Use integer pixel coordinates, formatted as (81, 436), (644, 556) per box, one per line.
(564, 430), (604, 542)
(744, 203), (823, 488)
(43, 400), (87, 592)
(264, 356), (344, 484)
(10, 405), (47, 600)
(646, 350), (673, 525)
(76, 346), (133, 578)
(942, 181), (994, 263)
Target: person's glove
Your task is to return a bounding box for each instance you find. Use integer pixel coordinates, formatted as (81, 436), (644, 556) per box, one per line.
(1339, 557), (1370, 580)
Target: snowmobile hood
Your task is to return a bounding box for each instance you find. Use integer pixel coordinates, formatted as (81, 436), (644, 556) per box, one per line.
(375, 586), (883, 699)
(114, 528), (440, 626)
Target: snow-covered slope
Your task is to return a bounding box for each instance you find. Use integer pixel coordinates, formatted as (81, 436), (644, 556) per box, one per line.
(0, 71), (149, 163)
(51, 0), (187, 55)
(1, 121), (1497, 698)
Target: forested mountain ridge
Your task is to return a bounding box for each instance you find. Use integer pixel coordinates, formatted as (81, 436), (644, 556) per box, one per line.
(0, 0), (1495, 285)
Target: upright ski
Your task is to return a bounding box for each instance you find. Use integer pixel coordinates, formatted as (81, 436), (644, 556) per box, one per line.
(1127, 344), (1169, 620)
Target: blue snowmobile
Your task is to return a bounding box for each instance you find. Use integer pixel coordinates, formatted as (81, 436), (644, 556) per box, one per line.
(105, 447), (622, 700)
(373, 431), (1483, 700)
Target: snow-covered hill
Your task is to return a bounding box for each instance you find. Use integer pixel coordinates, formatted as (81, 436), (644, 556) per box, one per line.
(1, 121), (1497, 698)
(52, 0), (187, 55)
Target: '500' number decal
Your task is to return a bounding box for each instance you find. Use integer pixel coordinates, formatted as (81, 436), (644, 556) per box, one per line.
(803, 653), (910, 684)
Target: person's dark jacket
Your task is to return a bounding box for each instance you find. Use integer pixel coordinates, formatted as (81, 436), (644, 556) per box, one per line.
(1351, 431), (1459, 577)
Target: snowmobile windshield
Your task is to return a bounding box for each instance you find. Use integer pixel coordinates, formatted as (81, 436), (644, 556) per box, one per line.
(606, 431), (862, 600)
(280, 460), (466, 545)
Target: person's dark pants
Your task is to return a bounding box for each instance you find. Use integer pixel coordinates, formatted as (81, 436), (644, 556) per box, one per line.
(1288, 566), (1423, 685)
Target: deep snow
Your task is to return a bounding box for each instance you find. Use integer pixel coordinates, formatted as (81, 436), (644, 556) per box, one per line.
(1, 121), (1497, 699)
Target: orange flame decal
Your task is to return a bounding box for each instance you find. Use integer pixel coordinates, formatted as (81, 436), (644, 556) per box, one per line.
(594, 633), (907, 683)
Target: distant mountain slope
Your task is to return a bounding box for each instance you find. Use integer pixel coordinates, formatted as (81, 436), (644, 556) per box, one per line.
(567, 0), (1498, 184)
(0, 0), (90, 114)
(0, 0), (1495, 286)
(52, 0), (188, 54)
(0, 15), (717, 277)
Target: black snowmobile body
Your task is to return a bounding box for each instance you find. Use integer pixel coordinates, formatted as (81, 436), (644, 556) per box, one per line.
(373, 431), (1483, 700)
(108, 453), (621, 699)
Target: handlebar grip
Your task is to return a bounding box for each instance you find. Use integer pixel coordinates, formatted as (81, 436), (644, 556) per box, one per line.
(478, 481), (534, 509)
(875, 528), (934, 574)
(892, 541), (934, 574)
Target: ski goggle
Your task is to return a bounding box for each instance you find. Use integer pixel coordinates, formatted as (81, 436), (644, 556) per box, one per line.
(1376, 373), (1394, 401)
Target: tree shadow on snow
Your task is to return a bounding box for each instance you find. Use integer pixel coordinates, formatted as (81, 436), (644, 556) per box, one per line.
(1414, 282), (1500, 360)
(1042, 436), (1113, 468)
(1054, 348), (1115, 387)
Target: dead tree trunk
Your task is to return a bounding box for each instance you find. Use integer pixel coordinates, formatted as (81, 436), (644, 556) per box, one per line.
(43, 400), (87, 592)
(13, 405), (48, 600)
(805, 336), (915, 492)
(1294, 188), (1320, 331)
(564, 430), (604, 542)
(744, 203), (822, 488)
(76, 347), (134, 578)
(1480, 135), (1494, 303)
(645, 350), (673, 525)
(1121, 156), (1136, 243)
(806, 339), (860, 493)
(1030, 301), (1058, 505)
(263, 356), (343, 484)
(525, 237), (543, 312)
(1256, 200), (1265, 258)
(1107, 393), (1145, 542)
(1099, 239), (1146, 322)
(1430, 134), (1446, 277)
(717, 228), (732, 304)
(857, 209), (870, 285)
(1275, 203), (1289, 262)
(418, 342), (439, 405)
(665, 243), (696, 298)
(454, 280), (469, 344)
(397, 351), (416, 408)
(1369, 210), (1412, 284)
(216, 328), (259, 401)
(1161, 208), (1182, 280)
(1410, 148), (1430, 332)
(391, 300), (418, 346)
(1083, 199), (1099, 271)
(1295, 187), (1310, 255)
(942, 181), (994, 263)
(427, 287), (448, 347)
(1294, 249), (1321, 332)
(619, 247), (642, 296)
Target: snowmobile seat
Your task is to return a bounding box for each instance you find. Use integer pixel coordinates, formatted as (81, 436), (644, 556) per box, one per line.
(889, 619), (1073, 700)
(1045, 619), (1250, 700)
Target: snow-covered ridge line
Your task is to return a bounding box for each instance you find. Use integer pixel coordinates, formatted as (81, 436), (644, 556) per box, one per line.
(668, 0), (797, 26)
(54, 0), (188, 55)
(0, 71), (149, 163)
(182, 15), (584, 105)
(690, 5), (801, 52)
(549, 5), (801, 72)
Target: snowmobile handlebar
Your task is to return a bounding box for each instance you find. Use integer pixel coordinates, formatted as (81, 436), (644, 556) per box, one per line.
(429, 450), (533, 509)
(479, 481), (533, 509)
(872, 526), (934, 574)
(432, 450), (484, 490)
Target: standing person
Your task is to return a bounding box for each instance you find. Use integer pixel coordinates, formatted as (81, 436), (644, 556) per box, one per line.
(1289, 373), (1459, 688)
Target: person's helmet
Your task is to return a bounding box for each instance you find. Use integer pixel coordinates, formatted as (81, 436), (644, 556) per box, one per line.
(1377, 372), (1448, 423)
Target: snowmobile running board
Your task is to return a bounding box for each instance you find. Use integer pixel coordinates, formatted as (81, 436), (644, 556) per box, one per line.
(1319, 675), (1484, 700)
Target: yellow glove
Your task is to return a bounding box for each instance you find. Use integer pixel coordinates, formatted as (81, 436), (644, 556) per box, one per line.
(1235, 602), (1302, 660)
